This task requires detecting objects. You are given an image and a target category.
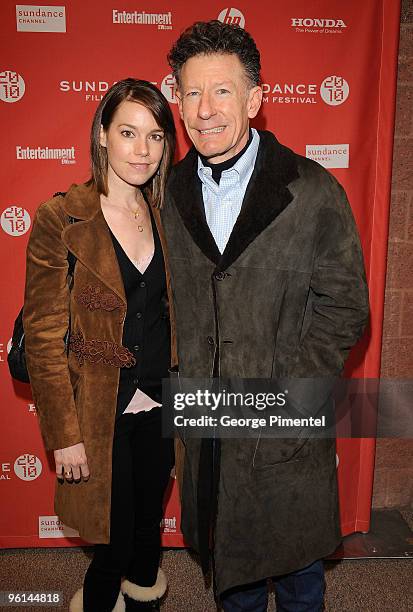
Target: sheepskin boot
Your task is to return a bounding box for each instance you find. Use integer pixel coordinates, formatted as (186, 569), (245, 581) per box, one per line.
(121, 568), (167, 611)
(69, 588), (125, 612)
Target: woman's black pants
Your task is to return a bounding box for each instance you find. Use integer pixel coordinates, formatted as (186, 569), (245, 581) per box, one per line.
(83, 407), (174, 612)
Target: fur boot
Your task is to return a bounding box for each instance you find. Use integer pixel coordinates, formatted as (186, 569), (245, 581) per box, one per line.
(121, 568), (167, 610)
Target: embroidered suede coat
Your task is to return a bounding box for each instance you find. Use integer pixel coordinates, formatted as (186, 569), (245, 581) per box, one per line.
(162, 131), (370, 595)
(23, 182), (177, 543)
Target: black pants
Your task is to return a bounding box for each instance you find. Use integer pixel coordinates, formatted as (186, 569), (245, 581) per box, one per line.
(83, 408), (174, 612)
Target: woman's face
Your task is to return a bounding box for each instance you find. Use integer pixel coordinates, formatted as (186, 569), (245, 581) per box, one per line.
(100, 99), (165, 188)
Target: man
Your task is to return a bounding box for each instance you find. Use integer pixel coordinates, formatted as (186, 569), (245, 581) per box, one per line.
(162, 20), (369, 612)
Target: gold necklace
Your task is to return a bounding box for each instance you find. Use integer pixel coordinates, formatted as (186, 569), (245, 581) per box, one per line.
(131, 194), (145, 232)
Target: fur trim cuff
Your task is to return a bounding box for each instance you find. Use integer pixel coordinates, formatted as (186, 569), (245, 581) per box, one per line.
(69, 588), (125, 612)
(121, 568), (167, 602)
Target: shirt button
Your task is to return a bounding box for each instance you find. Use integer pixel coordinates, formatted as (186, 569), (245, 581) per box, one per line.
(140, 281), (146, 288)
(133, 345), (140, 352)
(136, 312), (142, 319)
(207, 336), (215, 345)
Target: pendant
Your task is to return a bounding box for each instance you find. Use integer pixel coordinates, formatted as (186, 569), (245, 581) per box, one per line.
(137, 225), (144, 232)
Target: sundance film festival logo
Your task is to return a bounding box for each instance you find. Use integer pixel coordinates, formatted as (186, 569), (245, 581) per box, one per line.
(320, 75), (349, 106)
(161, 74), (177, 104)
(16, 5), (66, 32)
(0, 70), (25, 103)
(60, 80), (117, 102)
(112, 9), (172, 29)
(14, 454), (42, 481)
(262, 76), (349, 106)
(1, 206), (31, 236)
(218, 7), (245, 28)
(291, 17), (346, 34)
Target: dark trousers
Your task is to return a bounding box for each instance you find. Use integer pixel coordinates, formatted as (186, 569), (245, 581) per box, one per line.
(83, 408), (174, 612)
(221, 560), (325, 612)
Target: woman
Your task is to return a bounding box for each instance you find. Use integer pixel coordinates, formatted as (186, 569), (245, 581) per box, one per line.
(23, 79), (177, 612)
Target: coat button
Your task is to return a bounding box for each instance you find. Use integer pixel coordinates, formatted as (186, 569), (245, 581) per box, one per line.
(207, 336), (215, 345)
(214, 271), (226, 281)
(140, 281), (146, 288)
(133, 378), (139, 385)
(133, 345), (140, 352)
(136, 312), (142, 319)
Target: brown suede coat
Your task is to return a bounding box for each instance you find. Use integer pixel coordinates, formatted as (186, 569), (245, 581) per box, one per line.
(23, 182), (177, 543)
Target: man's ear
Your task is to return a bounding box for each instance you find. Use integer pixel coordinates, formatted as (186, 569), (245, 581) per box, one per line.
(247, 86), (263, 119)
(99, 125), (107, 147)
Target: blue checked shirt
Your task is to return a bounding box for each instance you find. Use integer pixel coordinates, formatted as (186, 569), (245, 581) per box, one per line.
(197, 128), (260, 254)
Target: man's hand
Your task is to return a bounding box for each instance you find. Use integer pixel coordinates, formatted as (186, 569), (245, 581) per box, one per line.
(54, 442), (90, 482)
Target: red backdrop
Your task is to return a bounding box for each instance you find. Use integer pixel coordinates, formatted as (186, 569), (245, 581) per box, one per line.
(0, 0), (400, 547)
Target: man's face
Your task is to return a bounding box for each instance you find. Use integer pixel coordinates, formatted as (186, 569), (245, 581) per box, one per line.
(176, 53), (262, 163)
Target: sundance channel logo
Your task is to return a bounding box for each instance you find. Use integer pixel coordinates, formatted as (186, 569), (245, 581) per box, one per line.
(16, 5), (66, 32)
(291, 17), (347, 34)
(217, 7), (245, 29)
(262, 75), (349, 106)
(306, 144), (349, 169)
(39, 516), (80, 538)
(112, 9), (172, 29)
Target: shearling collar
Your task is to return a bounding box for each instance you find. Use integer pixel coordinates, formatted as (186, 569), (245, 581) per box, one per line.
(168, 130), (299, 271)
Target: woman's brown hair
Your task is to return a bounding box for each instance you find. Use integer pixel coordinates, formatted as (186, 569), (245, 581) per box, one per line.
(89, 78), (176, 208)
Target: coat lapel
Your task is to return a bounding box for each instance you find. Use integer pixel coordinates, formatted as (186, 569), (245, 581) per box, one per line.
(168, 148), (221, 265)
(169, 131), (299, 271)
(61, 182), (126, 304)
(218, 131), (299, 271)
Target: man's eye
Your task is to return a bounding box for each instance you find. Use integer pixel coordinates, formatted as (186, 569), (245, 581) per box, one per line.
(121, 130), (134, 137)
(186, 91), (200, 97)
(217, 89), (230, 95)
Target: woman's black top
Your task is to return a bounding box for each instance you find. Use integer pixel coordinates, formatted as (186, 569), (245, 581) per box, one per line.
(109, 208), (170, 418)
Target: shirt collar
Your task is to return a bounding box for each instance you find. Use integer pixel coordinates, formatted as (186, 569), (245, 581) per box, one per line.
(197, 128), (260, 187)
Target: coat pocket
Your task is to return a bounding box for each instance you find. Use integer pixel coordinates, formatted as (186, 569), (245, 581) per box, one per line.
(252, 434), (311, 470)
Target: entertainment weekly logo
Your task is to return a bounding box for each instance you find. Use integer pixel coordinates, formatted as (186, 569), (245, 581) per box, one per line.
(161, 516), (177, 533)
(16, 5), (66, 32)
(112, 9), (172, 29)
(262, 75), (349, 106)
(306, 144), (349, 169)
(0, 70), (25, 103)
(291, 17), (347, 34)
(1, 206), (31, 236)
(16, 145), (76, 164)
(218, 7), (245, 29)
(38, 516), (80, 538)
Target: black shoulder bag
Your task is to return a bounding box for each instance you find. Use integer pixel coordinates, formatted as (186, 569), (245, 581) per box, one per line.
(7, 193), (77, 383)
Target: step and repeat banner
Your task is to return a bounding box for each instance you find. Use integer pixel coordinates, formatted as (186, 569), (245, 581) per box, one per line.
(1, 0), (400, 547)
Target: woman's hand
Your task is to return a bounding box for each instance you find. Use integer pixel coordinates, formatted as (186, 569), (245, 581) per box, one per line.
(54, 442), (90, 482)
